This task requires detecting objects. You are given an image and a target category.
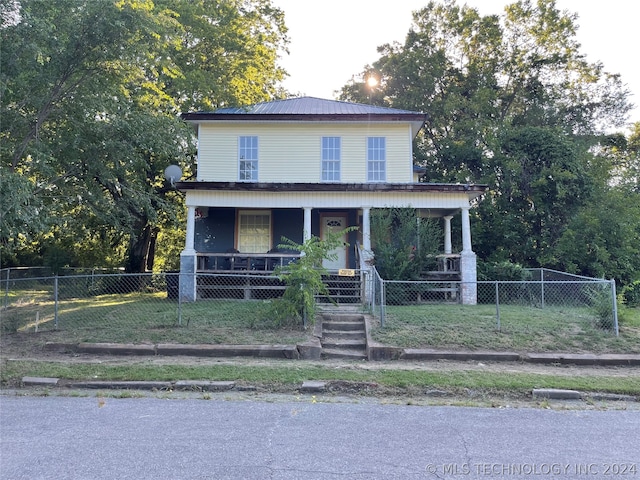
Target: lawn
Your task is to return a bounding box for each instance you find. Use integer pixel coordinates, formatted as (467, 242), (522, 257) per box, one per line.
(2, 291), (639, 398)
(372, 304), (640, 353)
(2, 289), (639, 354)
(1, 291), (309, 347)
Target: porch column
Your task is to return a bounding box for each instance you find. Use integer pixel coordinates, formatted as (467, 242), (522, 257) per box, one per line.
(443, 215), (453, 255)
(461, 206), (473, 254)
(459, 205), (477, 305)
(184, 206), (196, 254)
(179, 205), (197, 302)
(303, 207), (312, 241)
(362, 206), (371, 251)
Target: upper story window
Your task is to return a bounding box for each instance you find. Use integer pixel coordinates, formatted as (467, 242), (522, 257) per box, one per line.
(367, 136), (386, 182)
(321, 136), (341, 181)
(238, 136), (258, 181)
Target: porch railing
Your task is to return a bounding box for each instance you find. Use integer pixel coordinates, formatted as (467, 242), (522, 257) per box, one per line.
(196, 252), (301, 272)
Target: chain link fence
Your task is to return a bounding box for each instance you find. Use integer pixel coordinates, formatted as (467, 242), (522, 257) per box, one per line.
(0, 271), (362, 344)
(2, 268), (620, 350)
(377, 277), (619, 339)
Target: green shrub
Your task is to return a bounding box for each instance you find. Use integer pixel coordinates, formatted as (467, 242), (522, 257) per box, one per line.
(477, 260), (532, 281)
(621, 280), (640, 307)
(371, 207), (441, 280)
(256, 228), (357, 328)
(586, 285), (615, 330)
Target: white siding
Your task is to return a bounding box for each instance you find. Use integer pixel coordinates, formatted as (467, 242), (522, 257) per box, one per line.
(197, 122), (413, 183)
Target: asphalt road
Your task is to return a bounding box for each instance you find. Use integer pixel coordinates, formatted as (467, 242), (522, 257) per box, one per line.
(1, 396), (639, 479)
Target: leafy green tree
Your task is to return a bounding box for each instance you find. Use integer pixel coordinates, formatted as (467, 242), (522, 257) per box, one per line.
(473, 126), (591, 266)
(1, 0), (289, 271)
(550, 126), (640, 284)
(154, 0), (289, 111)
(338, 0), (634, 283)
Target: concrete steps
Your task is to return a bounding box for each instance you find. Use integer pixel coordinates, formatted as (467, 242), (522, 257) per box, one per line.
(320, 313), (367, 360)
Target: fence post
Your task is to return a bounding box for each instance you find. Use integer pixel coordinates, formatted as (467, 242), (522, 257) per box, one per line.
(177, 273), (183, 326)
(3, 268), (9, 309)
(611, 279), (619, 337)
(54, 275), (59, 329)
(380, 278), (386, 328)
(541, 268), (545, 309)
(495, 281), (501, 331)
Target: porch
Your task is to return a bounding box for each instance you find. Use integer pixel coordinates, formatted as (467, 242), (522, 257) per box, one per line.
(177, 182), (486, 304)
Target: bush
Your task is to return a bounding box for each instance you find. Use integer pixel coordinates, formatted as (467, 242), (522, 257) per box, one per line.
(586, 285), (615, 330)
(621, 280), (640, 307)
(477, 261), (532, 281)
(371, 208), (441, 280)
(255, 228), (357, 328)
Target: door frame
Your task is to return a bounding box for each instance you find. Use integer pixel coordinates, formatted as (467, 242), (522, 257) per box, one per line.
(319, 212), (349, 270)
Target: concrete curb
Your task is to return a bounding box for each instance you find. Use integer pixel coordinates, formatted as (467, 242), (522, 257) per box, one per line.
(44, 342), (640, 366)
(20, 377), (639, 403)
(401, 349), (521, 362)
(524, 353), (640, 366)
(156, 344), (300, 359)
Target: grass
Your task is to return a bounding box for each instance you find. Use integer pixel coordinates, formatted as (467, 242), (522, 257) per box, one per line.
(3, 360), (639, 396)
(2, 289), (639, 354)
(2, 290), (639, 398)
(373, 304), (640, 353)
(1, 291), (308, 345)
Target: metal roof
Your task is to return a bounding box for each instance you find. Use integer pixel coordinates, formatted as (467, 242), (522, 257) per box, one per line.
(181, 97), (427, 136)
(211, 96), (423, 116)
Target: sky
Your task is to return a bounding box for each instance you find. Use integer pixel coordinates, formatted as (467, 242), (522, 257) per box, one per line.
(271, 0), (640, 129)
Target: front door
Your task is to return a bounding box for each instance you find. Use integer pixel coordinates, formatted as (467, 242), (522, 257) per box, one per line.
(321, 214), (348, 270)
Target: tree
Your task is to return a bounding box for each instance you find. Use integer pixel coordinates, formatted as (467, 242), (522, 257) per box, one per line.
(337, 0), (634, 283)
(550, 125), (640, 284)
(154, 0), (288, 111)
(1, 0), (289, 271)
(473, 126), (591, 266)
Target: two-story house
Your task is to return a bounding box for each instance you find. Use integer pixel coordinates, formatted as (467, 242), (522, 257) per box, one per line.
(176, 97), (486, 304)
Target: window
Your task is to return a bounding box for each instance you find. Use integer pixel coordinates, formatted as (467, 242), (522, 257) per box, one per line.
(367, 136), (386, 182)
(238, 210), (271, 253)
(239, 136), (258, 181)
(321, 136), (341, 181)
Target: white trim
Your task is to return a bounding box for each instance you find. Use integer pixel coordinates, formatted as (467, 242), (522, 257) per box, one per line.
(186, 190), (472, 210)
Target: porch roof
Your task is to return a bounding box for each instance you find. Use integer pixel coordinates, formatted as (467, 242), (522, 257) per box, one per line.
(176, 181), (487, 200)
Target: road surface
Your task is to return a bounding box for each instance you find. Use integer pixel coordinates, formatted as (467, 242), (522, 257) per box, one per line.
(1, 396), (638, 479)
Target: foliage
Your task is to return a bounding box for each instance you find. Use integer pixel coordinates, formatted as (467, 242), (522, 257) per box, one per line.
(259, 229), (357, 328)
(475, 126), (591, 266)
(338, 0), (635, 286)
(1, 0), (289, 271)
(585, 285), (615, 331)
(477, 261), (531, 282)
(370, 208), (441, 280)
(621, 281), (640, 308)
